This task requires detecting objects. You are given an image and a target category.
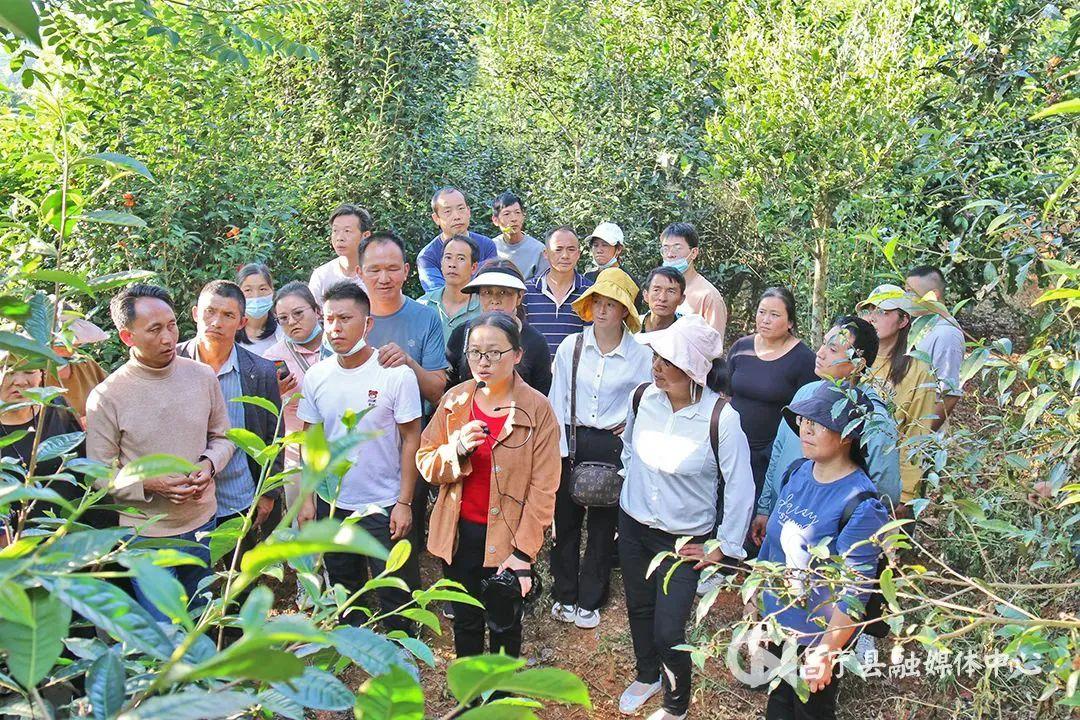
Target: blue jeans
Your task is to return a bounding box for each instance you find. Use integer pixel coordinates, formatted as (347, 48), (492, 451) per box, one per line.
(131, 517), (216, 622)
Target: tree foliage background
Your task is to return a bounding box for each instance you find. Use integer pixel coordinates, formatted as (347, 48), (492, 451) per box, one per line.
(0, 0), (1077, 718)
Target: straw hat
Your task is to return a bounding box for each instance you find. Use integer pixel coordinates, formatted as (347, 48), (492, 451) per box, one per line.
(634, 314), (724, 386)
(856, 284), (923, 316)
(571, 267), (642, 333)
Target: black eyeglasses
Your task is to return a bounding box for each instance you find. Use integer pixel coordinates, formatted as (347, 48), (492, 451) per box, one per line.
(466, 348), (514, 363)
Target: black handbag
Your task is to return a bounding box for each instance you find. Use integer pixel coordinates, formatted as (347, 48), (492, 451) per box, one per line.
(567, 334), (624, 507)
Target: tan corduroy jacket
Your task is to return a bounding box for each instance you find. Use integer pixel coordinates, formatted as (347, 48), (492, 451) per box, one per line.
(417, 374), (560, 567)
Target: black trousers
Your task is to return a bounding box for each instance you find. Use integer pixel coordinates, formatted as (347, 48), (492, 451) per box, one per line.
(765, 644), (841, 720)
(551, 427), (622, 611)
(316, 498), (419, 635)
(618, 510), (707, 716)
(743, 440), (774, 558)
(443, 519), (522, 658)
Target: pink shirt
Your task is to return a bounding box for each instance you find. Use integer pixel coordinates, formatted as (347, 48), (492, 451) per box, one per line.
(263, 338), (322, 469)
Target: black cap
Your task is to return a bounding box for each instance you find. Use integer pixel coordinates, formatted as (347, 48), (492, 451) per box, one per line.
(782, 382), (873, 440)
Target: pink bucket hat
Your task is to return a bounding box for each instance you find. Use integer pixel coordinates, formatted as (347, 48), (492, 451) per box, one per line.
(634, 314), (724, 385)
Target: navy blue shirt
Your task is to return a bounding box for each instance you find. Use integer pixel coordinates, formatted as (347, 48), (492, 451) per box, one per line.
(759, 461), (889, 643)
(522, 270), (594, 356)
(417, 231), (497, 291)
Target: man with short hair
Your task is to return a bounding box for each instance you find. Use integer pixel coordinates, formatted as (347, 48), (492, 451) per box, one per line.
(296, 281), (422, 632)
(491, 191), (548, 279)
(86, 284), (234, 619)
(523, 226), (594, 355)
(905, 264), (965, 430)
(417, 187), (497, 291)
(640, 266), (685, 333)
(659, 222), (728, 340)
(309, 204), (373, 304)
(418, 234), (482, 342)
(360, 232), (449, 405)
(178, 280), (283, 536)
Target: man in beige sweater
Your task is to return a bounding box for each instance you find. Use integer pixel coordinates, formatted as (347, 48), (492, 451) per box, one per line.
(86, 284), (234, 620)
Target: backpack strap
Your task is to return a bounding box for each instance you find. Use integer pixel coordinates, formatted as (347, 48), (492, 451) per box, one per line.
(709, 394), (728, 473)
(567, 333), (585, 464)
(839, 490), (879, 533)
(778, 457), (811, 492)
(631, 382), (649, 416)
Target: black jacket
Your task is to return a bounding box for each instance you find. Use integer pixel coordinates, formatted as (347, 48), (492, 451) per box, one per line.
(177, 339), (284, 496)
(445, 320), (553, 396)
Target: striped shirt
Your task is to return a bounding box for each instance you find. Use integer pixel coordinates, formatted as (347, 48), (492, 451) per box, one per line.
(195, 345), (256, 517)
(523, 270), (594, 356)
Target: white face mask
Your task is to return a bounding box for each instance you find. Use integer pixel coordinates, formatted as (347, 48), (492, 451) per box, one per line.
(325, 326), (368, 357)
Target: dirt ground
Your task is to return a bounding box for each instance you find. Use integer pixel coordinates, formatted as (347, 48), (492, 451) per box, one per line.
(312, 552), (957, 720)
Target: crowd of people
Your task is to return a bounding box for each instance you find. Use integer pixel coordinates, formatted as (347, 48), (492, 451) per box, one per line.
(0, 187), (968, 720)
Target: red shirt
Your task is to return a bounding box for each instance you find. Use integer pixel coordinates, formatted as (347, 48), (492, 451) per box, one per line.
(460, 402), (509, 525)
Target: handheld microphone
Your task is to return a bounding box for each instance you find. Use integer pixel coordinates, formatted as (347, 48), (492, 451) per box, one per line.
(476, 381), (488, 390)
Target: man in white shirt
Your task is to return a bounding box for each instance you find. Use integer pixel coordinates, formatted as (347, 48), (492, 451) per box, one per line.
(296, 280), (422, 631)
(905, 264), (965, 430)
(308, 205), (371, 304)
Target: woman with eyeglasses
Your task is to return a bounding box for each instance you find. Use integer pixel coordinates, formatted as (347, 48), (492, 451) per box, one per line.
(617, 315), (755, 720)
(857, 285), (937, 511)
(444, 260), (552, 394)
(417, 312), (560, 659)
(263, 281), (325, 510)
(753, 383), (888, 720)
(236, 263), (285, 357)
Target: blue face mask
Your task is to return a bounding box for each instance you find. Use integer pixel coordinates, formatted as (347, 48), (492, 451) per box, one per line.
(662, 257), (690, 274)
(324, 327), (368, 357)
(245, 295), (274, 319)
(291, 322), (322, 346)
(594, 255), (620, 271)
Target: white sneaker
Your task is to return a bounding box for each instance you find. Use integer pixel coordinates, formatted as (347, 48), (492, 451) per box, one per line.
(695, 570), (729, 597)
(575, 607), (600, 629)
(551, 602), (577, 623)
(646, 710), (686, 720)
(619, 680), (661, 715)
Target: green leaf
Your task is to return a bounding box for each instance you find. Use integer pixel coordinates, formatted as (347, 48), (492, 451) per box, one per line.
(384, 539), (410, 573)
(331, 626), (415, 679)
(182, 645), (303, 683)
(113, 454), (198, 494)
(239, 585), (274, 631)
(303, 424), (330, 472)
(72, 153), (155, 182)
(256, 690), (303, 720)
(0, 0), (41, 46)
(35, 527), (128, 571)
(0, 331), (65, 367)
(81, 210), (147, 228)
(88, 270), (157, 292)
(240, 517), (387, 574)
(132, 559), (192, 629)
(117, 690), (260, 720)
(232, 394), (280, 417)
(1032, 288), (1080, 305)
(879, 567), (897, 609)
(27, 269), (95, 295)
(271, 665), (354, 710)
(87, 648), (125, 720)
(208, 515), (246, 564)
(227, 427), (266, 459)
(0, 583), (34, 626)
(1029, 98), (1080, 120)
(490, 667), (590, 707)
(458, 706), (539, 719)
(395, 637), (435, 668)
(354, 665), (424, 720)
(446, 654), (525, 704)
(1023, 391), (1058, 429)
(48, 576), (174, 660)
(36, 431), (85, 462)
(0, 588), (71, 688)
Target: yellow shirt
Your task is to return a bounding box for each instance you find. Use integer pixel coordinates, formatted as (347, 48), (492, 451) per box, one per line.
(869, 353), (937, 501)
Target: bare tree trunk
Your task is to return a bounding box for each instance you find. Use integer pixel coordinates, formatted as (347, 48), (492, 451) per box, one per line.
(810, 198), (835, 347)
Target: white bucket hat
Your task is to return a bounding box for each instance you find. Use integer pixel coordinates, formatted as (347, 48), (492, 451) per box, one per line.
(635, 314), (724, 386)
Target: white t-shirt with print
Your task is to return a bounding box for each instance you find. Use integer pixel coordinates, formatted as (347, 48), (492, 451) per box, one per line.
(296, 352), (421, 511)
